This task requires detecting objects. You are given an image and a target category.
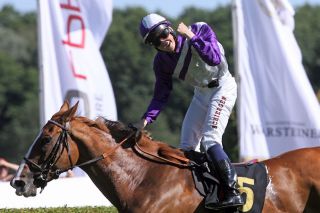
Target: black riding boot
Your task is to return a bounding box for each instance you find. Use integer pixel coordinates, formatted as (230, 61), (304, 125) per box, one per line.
(205, 146), (244, 210)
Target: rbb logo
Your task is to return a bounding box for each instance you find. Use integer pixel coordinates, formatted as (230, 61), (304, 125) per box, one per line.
(60, 0), (89, 116)
(61, 0), (87, 80)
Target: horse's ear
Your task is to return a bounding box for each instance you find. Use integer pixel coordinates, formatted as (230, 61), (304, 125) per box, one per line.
(60, 100), (70, 113)
(63, 101), (79, 122)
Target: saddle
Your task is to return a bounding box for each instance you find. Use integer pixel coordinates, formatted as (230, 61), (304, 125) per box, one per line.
(184, 150), (269, 213)
(130, 130), (268, 212)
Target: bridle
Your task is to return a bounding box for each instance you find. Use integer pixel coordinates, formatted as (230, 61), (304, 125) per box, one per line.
(23, 119), (135, 191)
(24, 119), (193, 191)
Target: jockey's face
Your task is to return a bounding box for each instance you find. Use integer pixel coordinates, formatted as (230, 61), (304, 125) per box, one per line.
(156, 33), (176, 53)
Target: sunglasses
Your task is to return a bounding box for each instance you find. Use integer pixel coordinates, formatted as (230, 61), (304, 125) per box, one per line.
(147, 26), (171, 47)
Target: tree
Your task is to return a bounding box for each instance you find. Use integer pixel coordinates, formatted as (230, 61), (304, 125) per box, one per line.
(0, 53), (38, 161)
(0, 4), (319, 163)
(0, 6), (38, 162)
(294, 4), (320, 92)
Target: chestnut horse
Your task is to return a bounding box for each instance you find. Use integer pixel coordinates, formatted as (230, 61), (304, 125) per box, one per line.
(11, 101), (320, 212)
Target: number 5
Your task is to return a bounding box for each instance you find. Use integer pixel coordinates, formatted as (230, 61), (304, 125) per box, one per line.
(237, 177), (254, 212)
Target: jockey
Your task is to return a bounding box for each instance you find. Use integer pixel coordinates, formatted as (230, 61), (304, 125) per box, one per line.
(135, 13), (244, 210)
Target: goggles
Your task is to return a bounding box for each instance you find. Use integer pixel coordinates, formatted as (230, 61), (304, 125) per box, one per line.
(146, 24), (171, 47)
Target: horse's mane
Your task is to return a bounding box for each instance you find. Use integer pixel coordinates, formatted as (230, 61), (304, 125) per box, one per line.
(95, 117), (186, 163)
(103, 119), (123, 129)
(96, 117), (152, 140)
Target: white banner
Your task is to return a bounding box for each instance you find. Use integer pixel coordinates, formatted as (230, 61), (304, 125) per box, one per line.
(232, 0), (320, 160)
(38, 0), (117, 124)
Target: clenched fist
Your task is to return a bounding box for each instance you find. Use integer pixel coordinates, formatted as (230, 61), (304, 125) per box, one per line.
(177, 22), (195, 39)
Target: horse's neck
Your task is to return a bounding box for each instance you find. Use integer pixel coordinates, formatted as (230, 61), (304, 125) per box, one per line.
(73, 127), (152, 207)
(72, 125), (202, 211)
(85, 147), (152, 208)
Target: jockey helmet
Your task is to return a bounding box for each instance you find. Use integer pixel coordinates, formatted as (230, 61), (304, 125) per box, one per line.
(140, 13), (171, 45)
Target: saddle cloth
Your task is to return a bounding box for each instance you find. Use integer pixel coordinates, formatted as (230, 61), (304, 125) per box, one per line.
(185, 151), (269, 213)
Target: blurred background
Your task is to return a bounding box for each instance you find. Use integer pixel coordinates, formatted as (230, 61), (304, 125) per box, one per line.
(0, 0), (319, 164)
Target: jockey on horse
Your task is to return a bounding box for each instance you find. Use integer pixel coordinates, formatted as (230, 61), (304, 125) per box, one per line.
(134, 13), (244, 210)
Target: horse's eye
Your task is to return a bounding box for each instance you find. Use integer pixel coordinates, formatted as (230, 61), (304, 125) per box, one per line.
(43, 136), (52, 143)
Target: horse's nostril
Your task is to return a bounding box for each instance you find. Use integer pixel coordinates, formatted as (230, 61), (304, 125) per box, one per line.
(14, 180), (26, 187)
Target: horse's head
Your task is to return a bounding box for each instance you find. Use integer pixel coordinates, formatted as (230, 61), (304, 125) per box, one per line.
(11, 101), (80, 197)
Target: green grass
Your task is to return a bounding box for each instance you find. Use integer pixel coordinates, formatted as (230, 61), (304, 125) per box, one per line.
(0, 206), (118, 213)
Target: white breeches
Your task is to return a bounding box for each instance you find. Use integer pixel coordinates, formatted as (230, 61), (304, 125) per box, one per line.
(179, 73), (237, 152)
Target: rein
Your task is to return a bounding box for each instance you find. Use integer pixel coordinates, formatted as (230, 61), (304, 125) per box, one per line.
(72, 131), (136, 169)
(48, 120), (136, 175)
(134, 141), (192, 168)
(126, 124), (192, 168)
(50, 120), (193, 169)
(25, 119), (194, 189)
